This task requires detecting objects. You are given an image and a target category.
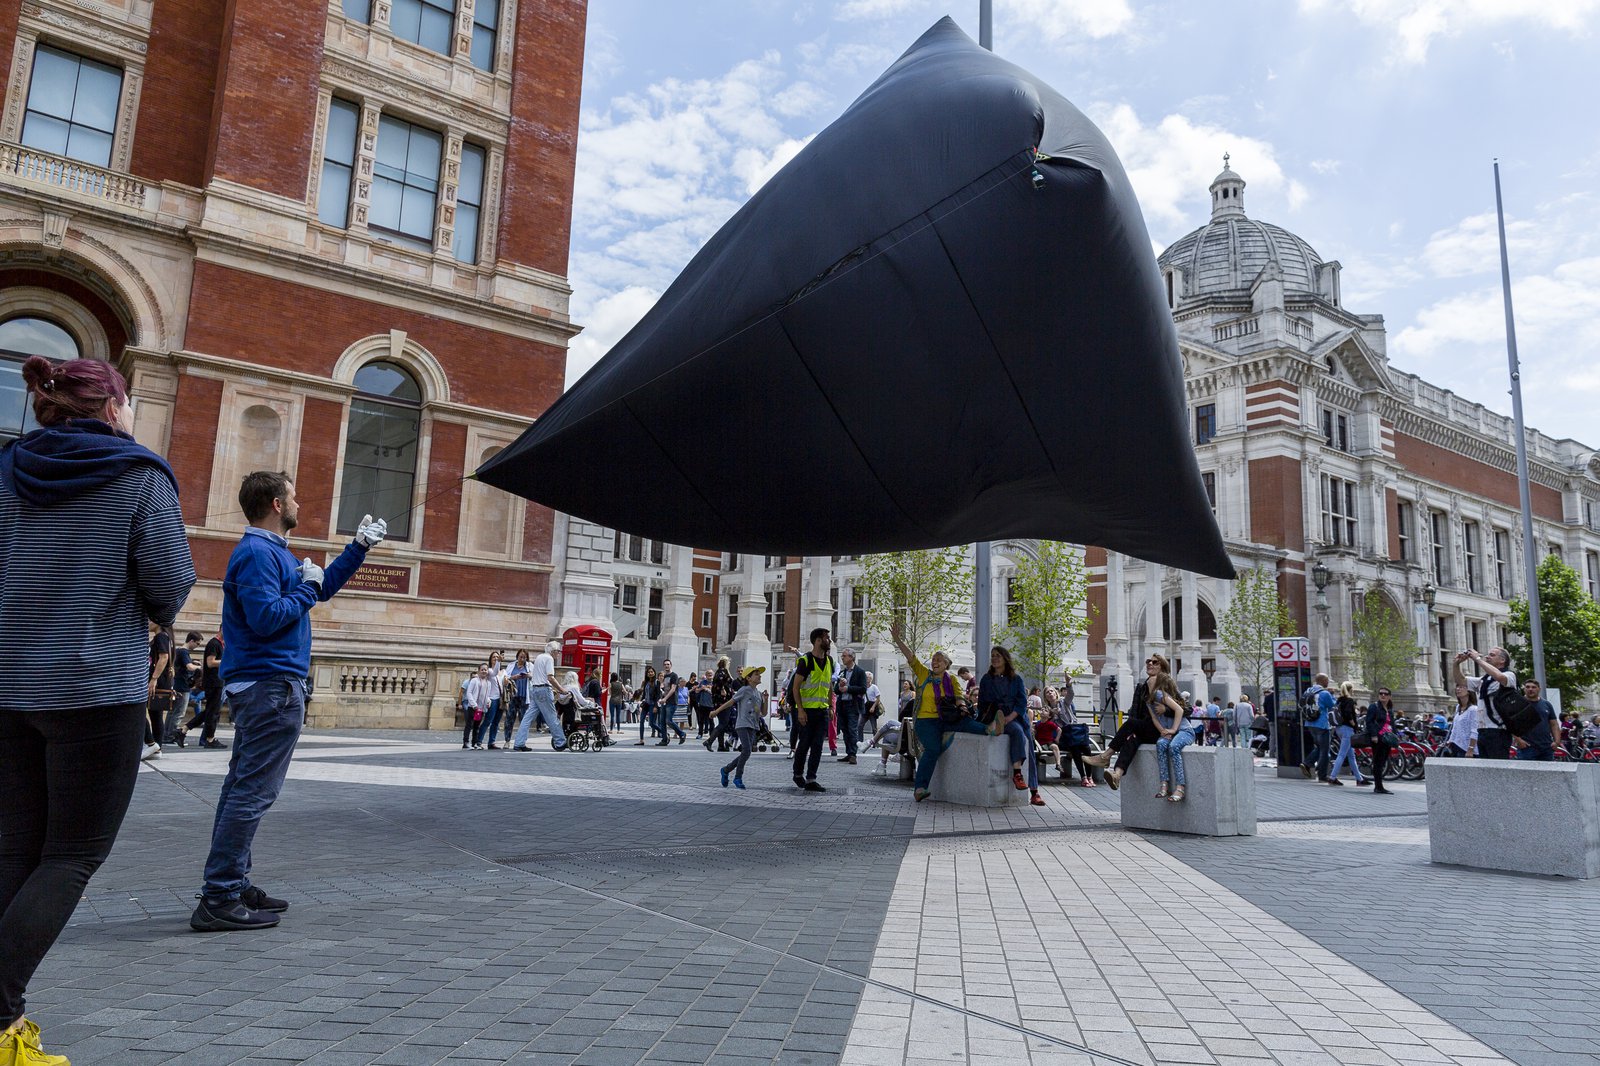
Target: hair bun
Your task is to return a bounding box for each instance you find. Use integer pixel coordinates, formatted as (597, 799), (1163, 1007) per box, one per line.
(20, 355), (55, 390)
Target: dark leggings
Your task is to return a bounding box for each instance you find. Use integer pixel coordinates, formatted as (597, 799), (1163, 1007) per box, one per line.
(461, 706), (478, 746)
(0, 703), (146, 1025)
(1370, 739), (1393, 782)
(145, 693), (170, 745)
(1109, 715), (1159, 773)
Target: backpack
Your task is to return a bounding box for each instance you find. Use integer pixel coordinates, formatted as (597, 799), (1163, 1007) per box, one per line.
(1300, 688), (1323, 723)
(1485, 683), (1542, 737)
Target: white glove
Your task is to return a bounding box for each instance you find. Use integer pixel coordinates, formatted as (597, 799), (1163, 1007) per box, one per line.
(355, 514), (388, 549)
(299, 557), (325, 590)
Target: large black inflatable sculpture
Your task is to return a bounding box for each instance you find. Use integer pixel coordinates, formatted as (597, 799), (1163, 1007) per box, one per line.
(479, 18), (1234, 579)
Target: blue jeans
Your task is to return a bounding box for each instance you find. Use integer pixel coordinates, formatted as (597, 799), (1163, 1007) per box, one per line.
(659, 703), (685, 741)
(514, 687), (566, 749)
(1002, 718), (1036, 788)
(475, 698), (502, 745)
(639, 702), (655, 740)
(912, 716), (989, 790)
(1155, 729), (1194, 786)
(1328, 724), (1364, 782)
(1303, 726), (1330, 778)
(201, 677), (304, 902)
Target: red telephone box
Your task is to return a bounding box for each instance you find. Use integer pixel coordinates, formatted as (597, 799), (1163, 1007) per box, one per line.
(561, 626), (614, 713)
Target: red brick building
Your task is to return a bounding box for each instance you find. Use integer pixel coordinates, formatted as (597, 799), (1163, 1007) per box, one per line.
(0, 0), (587, 726)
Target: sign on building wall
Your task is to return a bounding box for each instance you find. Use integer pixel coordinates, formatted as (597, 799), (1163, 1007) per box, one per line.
(336, 561), (414, 595)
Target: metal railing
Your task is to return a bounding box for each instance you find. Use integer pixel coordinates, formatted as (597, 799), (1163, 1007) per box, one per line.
(1, 142), (151, 208)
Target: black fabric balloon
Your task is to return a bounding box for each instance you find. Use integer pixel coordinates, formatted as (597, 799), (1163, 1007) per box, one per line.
(479, 17), (1234, 579)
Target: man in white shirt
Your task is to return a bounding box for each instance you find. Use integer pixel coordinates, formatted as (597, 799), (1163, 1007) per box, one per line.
(1455, 646), (1515, 760)
(513, 640), (569, 751)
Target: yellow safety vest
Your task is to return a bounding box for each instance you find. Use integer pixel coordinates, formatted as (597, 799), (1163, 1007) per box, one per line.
(795, 653), (834, 709)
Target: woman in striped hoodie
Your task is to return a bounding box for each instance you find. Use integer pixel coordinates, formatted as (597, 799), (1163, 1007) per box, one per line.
(0, 356), (194, 1065)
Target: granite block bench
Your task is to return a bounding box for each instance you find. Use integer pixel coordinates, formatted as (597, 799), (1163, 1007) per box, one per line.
(929, 732), (1027, 807)
(1117, 746), (1256, 836)
(1426, 759), (1600, 878)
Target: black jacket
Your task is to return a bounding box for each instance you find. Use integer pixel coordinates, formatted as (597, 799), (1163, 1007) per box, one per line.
(834, 664), (868, 709)
(1364, 701), (1396, 741)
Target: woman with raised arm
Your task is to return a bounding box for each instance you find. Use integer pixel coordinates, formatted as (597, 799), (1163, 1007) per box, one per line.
(890, 621), (987, 802)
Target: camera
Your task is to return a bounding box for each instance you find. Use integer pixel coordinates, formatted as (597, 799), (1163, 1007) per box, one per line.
(1105, 677), (1118, 693)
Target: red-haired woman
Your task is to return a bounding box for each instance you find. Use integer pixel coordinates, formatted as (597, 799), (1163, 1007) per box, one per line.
(0, 357), (194, 1064)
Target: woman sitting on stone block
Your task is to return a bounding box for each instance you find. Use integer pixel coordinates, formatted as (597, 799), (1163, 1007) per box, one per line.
(1083, 653), (1168, 790)
(1148, 664), (1193, 802)
(979, 645), (1045, 806)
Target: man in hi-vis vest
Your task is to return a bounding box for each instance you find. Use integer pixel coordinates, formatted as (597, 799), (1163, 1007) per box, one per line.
(790, 627), (834, 792)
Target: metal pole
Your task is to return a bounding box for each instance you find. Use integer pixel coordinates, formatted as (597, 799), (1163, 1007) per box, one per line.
(1494, 161), (1546, 691)
(973, 1), (994, 675)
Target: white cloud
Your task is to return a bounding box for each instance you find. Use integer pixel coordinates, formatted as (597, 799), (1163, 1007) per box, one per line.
(1417, 211), (1558, 277)
(1310, 158), (1342, 174)
(733, 134), (815, 195)
(1002, 0), (1136, 40)
(564, 285), (662, 389)
(567, 52), (829, 387)
(1088, 104), (1309, 237)
(835, 0), (923, 19)
(1298, 0), (1600, 62)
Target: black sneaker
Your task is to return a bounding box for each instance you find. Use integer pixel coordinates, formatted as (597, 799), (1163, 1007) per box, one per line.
(202, 739), (228, 750)
(793, 776), (806, 789)
(240, 886), (289, 913)
(803, 781), (827, 792)
(513, 745), (532, 752)
(190, 897), (280, 932)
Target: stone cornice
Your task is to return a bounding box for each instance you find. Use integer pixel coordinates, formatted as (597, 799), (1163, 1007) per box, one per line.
(164, 348), (540, 430)
(1385, 404), (1577, 490)
(190, 229), (580, 346)
(322, 54), (512, 144)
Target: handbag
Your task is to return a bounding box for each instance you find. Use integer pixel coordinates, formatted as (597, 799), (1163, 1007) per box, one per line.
(922, 673), (965, 726)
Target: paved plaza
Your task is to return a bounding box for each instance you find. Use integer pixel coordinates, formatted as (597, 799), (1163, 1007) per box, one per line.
(26, 729), (1597, 1065)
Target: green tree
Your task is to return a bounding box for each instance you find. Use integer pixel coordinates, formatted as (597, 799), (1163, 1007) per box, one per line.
(857, 547), (974, 663)
(1507, 554), (1600, 699)
(1215, 568), (1295, 700)
(993, 541), (1096, 690)
(1348, 589), (1419, 696)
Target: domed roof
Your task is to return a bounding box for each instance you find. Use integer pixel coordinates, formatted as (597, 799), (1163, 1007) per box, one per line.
(1157, 161), (1326, 299)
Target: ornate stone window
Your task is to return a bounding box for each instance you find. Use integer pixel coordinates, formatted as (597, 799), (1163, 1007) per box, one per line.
(371, 115), (442, 250)
(338, 361), (423, 540)
(319, 97), (361, 227)
(19, 45), (122, 168)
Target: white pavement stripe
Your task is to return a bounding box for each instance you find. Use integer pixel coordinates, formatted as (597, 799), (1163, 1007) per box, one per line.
(149, 755), (922, 816)
(843, 827), (1511, 1066)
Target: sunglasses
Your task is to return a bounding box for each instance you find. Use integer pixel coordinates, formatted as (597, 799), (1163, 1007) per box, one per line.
(1145, 659), (1159, 666)
(1378, 691), (1391, 696)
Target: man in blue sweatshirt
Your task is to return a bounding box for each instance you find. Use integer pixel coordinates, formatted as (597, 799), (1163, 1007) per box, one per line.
(191, 471), (386, 932)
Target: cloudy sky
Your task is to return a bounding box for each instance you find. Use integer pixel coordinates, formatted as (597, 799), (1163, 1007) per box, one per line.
(566, 0), (1600, 443)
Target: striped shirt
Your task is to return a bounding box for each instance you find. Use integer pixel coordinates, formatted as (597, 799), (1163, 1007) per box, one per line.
(0, 464), (195, 711)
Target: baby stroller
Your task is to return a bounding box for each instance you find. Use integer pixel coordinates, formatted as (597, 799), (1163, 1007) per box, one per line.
(752, 713), (782, 753)
(562, 694), (612, 751)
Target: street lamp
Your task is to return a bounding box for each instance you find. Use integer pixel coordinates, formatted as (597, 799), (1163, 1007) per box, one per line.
(1312, 560), (1331, 674)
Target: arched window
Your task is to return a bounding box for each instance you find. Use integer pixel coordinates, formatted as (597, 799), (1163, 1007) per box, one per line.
(1160, 597), (1219, 641)
(338, 361), (421, 541)
(0, 315), (82, 440)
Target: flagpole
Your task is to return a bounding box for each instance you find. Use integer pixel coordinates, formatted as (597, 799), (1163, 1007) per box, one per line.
(973, 0), (994, 673)
(1494, 160), (1546, 691)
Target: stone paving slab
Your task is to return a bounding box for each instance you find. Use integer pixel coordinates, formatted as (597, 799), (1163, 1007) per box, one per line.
(14, 728), (1593, 1066)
